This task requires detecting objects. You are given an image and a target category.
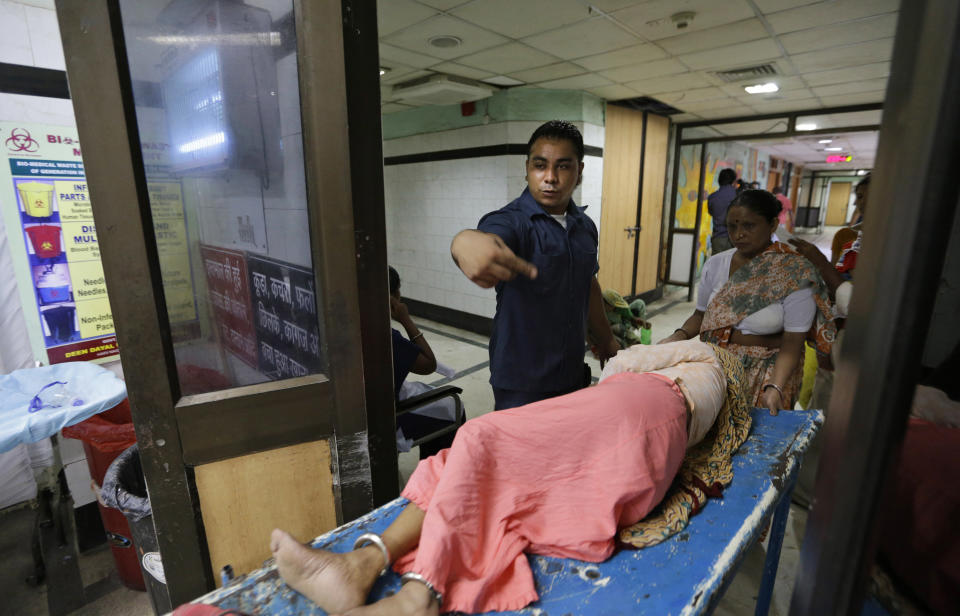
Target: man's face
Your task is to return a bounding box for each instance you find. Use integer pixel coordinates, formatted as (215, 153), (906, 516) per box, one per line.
(525, 137), (583, 215)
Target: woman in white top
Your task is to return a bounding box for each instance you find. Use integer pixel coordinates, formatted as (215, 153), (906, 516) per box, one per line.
(660, 190), (836, 413)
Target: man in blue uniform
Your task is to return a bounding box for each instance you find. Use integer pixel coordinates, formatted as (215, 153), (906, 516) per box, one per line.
(451, 121), (619, 410)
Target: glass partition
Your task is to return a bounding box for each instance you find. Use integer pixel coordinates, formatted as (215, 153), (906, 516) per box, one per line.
(118, 0), (324, 395)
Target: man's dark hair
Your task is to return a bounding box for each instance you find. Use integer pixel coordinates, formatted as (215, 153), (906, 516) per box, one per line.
(856, 172), (871, 189)
(730, 189), (782, 223)
(718, 168), (737, 186)
(527, 120), (584, 162)
(388, 266), (400, 296)
(772, 186), (784, 195)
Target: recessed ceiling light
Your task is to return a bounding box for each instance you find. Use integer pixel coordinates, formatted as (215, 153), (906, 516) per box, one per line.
(744, 82), (779, 94)
(818, 139), (832, 144)
(796, 123), (817, 131)
(429, 35), (462, 49)
(379, 67), (389, 76)
(824, 146), (843, 151)
(857, 169), (867, 175)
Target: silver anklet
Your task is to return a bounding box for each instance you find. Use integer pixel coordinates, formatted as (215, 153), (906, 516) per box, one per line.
(400, 571), (443, 609)
(352, 532), (391, 577)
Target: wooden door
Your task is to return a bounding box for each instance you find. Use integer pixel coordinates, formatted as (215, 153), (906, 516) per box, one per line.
(599, 105), (644, 295)
(598, 107), (668, 296)
(636, 115), (668, 294)
(825, 182), (852, 225)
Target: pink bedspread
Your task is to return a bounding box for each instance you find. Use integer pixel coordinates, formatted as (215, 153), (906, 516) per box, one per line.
(395, 372), (688, 613)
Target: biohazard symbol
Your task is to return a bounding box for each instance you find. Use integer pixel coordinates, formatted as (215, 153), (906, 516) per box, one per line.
(41, 241), (53, 251)
(5, 128), (39, 153)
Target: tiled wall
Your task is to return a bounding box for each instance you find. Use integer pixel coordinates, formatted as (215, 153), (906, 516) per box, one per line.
(383, 119), (604, 319)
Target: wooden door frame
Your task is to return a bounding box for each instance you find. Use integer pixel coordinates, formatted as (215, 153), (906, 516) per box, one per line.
(55, 0), (392, 605)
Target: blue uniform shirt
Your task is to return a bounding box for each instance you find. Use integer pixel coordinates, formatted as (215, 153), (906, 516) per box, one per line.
(478, 187), (599, 393)
(707, 184), (737, 240)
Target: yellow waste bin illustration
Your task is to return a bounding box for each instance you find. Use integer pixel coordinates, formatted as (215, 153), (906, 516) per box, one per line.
(18, 182), (55, 218)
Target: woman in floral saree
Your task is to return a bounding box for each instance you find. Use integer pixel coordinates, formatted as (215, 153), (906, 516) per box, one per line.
(661, 190), (836, 412)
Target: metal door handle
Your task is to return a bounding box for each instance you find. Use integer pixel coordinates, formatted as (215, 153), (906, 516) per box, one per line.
(624, 226), (641, 239)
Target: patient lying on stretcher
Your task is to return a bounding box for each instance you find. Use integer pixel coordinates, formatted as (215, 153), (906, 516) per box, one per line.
(271, 339), (735, 615)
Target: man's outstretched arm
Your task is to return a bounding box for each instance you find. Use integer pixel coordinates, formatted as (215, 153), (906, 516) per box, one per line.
(451, 229), (537, 289)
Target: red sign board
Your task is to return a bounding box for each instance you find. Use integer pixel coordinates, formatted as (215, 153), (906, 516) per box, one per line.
(199, 244), (258, 368)
(826, 154), (852, 163)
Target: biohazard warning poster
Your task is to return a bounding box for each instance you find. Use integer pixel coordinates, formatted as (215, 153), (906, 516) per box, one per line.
(0, 122), (119, 364)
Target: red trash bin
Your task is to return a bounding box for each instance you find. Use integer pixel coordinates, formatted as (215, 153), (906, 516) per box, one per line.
(62, 398), (144, 591)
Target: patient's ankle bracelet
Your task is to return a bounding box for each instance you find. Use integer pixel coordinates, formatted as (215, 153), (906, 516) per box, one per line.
(352, 532), (391, 577)
(400, 571), (443, 608)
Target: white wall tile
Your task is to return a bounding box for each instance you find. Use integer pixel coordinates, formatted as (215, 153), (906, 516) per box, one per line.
(24, 5), (63, 70)
(0, 93), (76, 125)
(0, 2), (33, 66)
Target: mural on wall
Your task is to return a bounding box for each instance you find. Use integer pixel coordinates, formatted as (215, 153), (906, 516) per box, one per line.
(674, 141), (771, 275)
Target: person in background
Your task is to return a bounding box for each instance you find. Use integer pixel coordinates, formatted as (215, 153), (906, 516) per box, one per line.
(450, 121), (619, 410)
(389, 266), (462, 459)
(773, 186), (794, 233)
(659, 190), (836, 412)
(708, 168), (738, 254)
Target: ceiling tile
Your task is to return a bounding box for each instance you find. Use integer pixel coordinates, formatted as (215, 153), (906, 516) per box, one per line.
(535, 73), (615, 90)
(456, 42), (559, 73)
(377, 0), (438, 37)
(655, 87), (729, 105)
(679, 38), (783, 71)
(666, 97), (741, 113)
(574, 43), (668, 71)
(587, 0), (645, 11)
(753, 0), (821, 12)
(779, 13), (898, 54)
(379, 43), (444, 69)
(658, 18), (769, 56)
(508, 62), (588, 83)
(611, 0), (755, 41)
(522, 17), (639, 59)
(766, 0), (899, 34)
(416, 0), (472, 10)
(599, 58), (687, 83)
(430, 62), (495, 80)
(585, 84), (642, 101)
(802, 62), (889, 86)
(696, 105), (756, 120)
(671, 113), (702, 122)
(381, 14), (509, 60)
(812, 78), (887, 98)
(630, 72), (713, 94)
(450, 0), (591, 39)
(789, 38), (894, 73)
(746, 97), (821, 113)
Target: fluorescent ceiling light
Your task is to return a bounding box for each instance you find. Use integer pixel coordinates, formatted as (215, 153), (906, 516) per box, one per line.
(818, 139), (833, 144)
(379, 67), (389, 76)
(824, 146), (843, 151)
(857, 169), (868, 175)
(796, 123), (817, 131)
(744, 82), (779, 94)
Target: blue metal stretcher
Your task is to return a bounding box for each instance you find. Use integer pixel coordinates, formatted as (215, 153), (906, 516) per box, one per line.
(189, 408), (822, 615)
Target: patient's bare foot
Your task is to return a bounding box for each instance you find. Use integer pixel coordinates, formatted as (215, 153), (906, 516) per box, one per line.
(271, 529), (382, 614)
(339, 580), (439, 616)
